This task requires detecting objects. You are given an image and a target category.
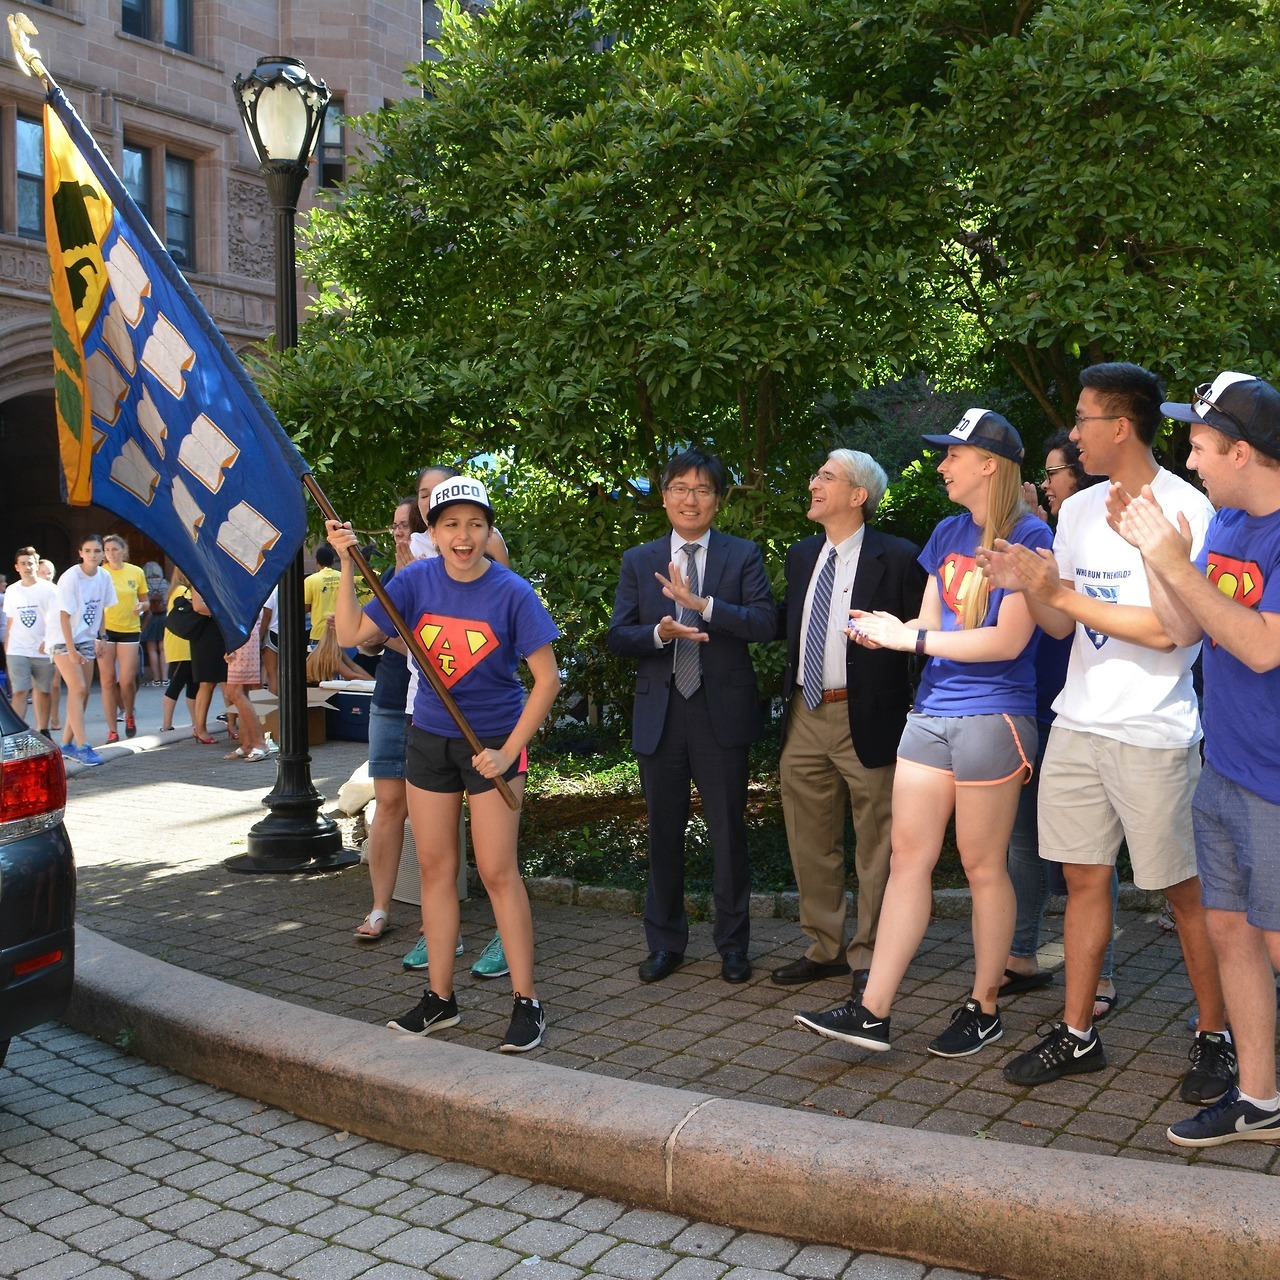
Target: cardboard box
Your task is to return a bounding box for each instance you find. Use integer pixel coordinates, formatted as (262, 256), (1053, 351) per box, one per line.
(250, 688), (334, 747)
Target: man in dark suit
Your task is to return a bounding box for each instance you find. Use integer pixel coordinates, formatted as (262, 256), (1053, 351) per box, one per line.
(608, 448), (777, 984)
(772, 449), (926, 991)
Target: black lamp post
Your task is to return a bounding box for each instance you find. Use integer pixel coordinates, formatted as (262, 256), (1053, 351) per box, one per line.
(227, 56), (357, 874)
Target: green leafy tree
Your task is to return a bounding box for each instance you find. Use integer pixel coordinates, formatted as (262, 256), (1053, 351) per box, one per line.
(256, 0), (1280, 712)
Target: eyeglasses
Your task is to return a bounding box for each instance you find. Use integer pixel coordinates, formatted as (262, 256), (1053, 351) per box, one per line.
(1073, 413), (1124, 425)
(1193, 382), (1249, 436)
(664, 484), (717, 500)
(1041, 464), (1072, 481)
(809, 469), (849, 485)
(391, 521), (412, 532)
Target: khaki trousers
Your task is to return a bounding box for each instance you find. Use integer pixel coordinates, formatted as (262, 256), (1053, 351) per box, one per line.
(779, 695), (895, 970)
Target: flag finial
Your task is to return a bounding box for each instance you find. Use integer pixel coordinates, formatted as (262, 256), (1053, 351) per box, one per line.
(8, 12), (50, 85)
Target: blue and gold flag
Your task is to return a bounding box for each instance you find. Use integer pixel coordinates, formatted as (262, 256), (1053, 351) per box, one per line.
(44, 85), (310, 651)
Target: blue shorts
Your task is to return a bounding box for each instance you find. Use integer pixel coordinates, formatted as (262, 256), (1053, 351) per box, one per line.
(898, 711), (1035, 785)
(366, 703), (409, 781)
(1193, 762), (1280, 932)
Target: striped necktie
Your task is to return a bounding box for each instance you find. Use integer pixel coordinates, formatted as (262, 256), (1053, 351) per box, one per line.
(802, 548), (837, 710)
(673, 542), (702, 698)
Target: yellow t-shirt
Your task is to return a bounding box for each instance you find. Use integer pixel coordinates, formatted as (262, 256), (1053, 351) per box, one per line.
(303, 567), (342, 641)
(164, 584), (192, 663)
(103, 562), (147, 634)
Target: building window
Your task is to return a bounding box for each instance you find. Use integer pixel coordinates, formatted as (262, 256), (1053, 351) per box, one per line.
(318, 102), (344, 189)
(121, 0), (150, 40)
(122, 0), (193, 53)
(16, 114), (44, 239)
(164, 154), (193, 266)
(122, 142), (152, 224)
(163, 0), (192, 53)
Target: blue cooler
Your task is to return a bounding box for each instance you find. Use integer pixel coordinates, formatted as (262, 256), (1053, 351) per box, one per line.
(325, 690), (371, 741)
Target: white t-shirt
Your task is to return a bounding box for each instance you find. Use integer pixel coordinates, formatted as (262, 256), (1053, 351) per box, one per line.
(1051, 469), (1213, 748)
(404, 538), (440, 713)
(55, 565), (118, 648)
(3, 579), (58, 658)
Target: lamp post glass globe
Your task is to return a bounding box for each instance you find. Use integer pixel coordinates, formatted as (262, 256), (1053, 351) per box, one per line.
(233, 56), (330, 171)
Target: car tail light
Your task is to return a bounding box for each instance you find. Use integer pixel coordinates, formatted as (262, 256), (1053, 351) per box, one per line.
(0, 731), (67, 842)
(14, 949), (65, 976)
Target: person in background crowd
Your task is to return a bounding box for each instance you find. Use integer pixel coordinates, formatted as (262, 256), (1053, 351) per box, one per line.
(304, 543), (343, 643)
(141, 560), (168, 686)
(52, 534), (116, 766)
(161, 567), (199, 736)
(4, 546), (57, 735)
(98, 534), (147, 741)
(37, 559), (62, 731)
(1003, 433), (1120, 1021)
(353, 499), (415, 944)
(221, 606), (269, 763)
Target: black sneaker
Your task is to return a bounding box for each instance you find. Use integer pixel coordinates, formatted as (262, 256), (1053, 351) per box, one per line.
(794, 999), (890, 1051)
(500, 996), (546, 1053)
(387, 989), (459, 1036)
(1168, 1087), (1280, 1147)
(927, 998), (1002, 1058)
(1002, 1022), (1106, 1086)
(1180, 1030), (1238, 1105)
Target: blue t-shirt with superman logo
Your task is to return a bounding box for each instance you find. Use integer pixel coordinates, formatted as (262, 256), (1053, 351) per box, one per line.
(364, 557), (560, 738)
(915, 511), (1053, 717)
(1196, 506), (1280, 804)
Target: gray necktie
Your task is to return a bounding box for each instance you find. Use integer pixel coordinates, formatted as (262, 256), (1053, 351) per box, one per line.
(802, 548), (837, 710)
(673, 543), (702, 699)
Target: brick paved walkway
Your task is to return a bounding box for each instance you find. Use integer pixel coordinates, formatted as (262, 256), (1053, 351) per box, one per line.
(1, 1024), (995, 1280)
(61, 690), (1279, 1179)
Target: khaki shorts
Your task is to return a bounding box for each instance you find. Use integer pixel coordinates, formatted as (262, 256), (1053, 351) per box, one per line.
(1038, 726), (1199, 890)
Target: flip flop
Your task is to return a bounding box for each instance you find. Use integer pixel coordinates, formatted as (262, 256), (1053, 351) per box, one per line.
(998, 968), (1054, 996)
(1093, 992), (1118, 1021)
(224, 747), (246, 760)
(241, 747), (269, 762)
(354, 910), (391, 942)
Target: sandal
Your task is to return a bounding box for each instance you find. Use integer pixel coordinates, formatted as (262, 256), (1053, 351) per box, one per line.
(1093, 990), (1119, 1021)
(242, 747), (269, 762)
(354, 909), (392, 942)
(224, 747), (246, 760)
(192, 733), (216, 744)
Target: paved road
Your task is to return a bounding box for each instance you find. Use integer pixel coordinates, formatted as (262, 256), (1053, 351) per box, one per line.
(0, 1025), (993, 1280)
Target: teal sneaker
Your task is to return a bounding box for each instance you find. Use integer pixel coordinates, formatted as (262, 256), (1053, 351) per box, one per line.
(471, 931), (509, 979)
(402, 934), (465, 971)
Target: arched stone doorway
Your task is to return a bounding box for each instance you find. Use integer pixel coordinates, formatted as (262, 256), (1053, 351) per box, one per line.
(0, 317), (166, 577)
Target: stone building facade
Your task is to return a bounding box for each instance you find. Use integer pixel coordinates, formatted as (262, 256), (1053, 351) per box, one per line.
(0, 1), (423, 572)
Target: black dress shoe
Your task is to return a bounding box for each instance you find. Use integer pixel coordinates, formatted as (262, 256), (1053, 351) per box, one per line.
(721, 951), (752, 984)
(770, 956), (851, 986)
(638, 951), (683, 983)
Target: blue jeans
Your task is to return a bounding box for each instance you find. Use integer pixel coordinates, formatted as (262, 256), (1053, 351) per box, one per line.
(1009, 730), (1117, 979)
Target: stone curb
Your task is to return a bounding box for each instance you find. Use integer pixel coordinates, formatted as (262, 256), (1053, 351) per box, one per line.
(68, 926), (1280, 1280)
(520, 876), (1168, 921)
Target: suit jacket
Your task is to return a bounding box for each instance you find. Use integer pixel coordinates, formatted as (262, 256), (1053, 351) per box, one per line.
(607, 529), (777, 756)
(777, 526), (926, 769)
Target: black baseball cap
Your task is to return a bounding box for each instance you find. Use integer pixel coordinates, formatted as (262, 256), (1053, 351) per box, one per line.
(922, 409), (1024, 464)
(1162, 372), (1280, 462)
